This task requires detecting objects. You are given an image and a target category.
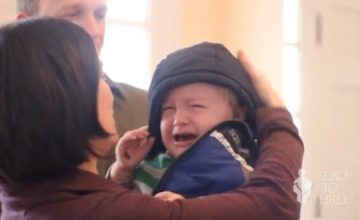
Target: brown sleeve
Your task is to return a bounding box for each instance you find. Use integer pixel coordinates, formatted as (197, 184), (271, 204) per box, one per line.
(100, 107), (304, 220)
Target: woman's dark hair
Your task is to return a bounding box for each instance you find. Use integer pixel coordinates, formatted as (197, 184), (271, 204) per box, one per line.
(0, 17), (109, 185)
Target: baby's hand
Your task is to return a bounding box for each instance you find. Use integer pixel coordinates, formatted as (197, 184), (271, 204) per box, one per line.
(115, 126), (155, 169)
(154, 191), (185, 202)
(110, 126), (155, 182)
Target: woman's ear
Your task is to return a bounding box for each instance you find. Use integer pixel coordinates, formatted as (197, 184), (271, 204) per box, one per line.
(234, 106), (246, 120)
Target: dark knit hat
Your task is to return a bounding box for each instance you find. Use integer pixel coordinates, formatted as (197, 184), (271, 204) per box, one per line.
(147, 42), (260, 159)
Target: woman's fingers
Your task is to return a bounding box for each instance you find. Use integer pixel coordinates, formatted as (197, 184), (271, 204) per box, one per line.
(237, 51), (284, 108)
(154, 191), (185, 202)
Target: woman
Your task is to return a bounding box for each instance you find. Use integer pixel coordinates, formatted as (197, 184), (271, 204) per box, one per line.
(0, 17), (303, 220)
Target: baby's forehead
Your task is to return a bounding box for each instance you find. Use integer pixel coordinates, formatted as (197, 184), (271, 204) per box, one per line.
(163, 82), (234, 101)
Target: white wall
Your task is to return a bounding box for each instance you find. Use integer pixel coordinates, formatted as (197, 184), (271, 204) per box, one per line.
(179, 0), (229, 46)
(148, 0), (183, 74)
(300, 0), (360, 219)
(226, 0), (283, 93)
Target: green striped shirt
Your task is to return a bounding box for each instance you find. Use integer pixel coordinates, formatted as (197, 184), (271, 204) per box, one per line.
(133, 153), (173, 195)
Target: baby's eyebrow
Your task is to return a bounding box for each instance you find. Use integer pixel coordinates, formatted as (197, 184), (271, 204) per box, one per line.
(161, 100), (173, 108)
(186, 97), (206, 102)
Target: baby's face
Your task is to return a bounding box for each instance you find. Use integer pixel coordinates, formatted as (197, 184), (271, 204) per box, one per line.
(160, 83), (240, 158)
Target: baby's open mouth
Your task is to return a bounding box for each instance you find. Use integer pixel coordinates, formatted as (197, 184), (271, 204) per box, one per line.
(174, 134), (197, 142)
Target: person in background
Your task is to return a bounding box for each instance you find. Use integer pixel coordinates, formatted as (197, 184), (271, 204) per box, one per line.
(16, 0), (148, 176)
(0, 17), (303, 220)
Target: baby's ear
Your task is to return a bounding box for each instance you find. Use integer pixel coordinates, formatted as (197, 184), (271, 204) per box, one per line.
(234, 106), (246, 120)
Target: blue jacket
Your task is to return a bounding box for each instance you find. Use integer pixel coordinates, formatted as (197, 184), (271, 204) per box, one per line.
(153, 120), (257, 198)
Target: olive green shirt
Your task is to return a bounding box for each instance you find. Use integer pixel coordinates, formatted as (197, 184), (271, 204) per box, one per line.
(97, 77), (148, 176)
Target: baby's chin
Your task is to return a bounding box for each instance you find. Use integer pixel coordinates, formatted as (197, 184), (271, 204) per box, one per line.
(170, 143), (194, 159)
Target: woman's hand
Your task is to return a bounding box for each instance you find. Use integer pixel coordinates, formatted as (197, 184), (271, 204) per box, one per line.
(237, 51), (285, 108)
(154, 191), (185, 202)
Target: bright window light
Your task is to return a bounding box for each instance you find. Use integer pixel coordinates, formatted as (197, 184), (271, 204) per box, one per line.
(102, 0), (150, 90)
(282, 0), (301, 130)
(283, 0), (299, 44)
(106, 0), (148, 22)
(282, 45), (300, 116)
(101, 24), (150, 90)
